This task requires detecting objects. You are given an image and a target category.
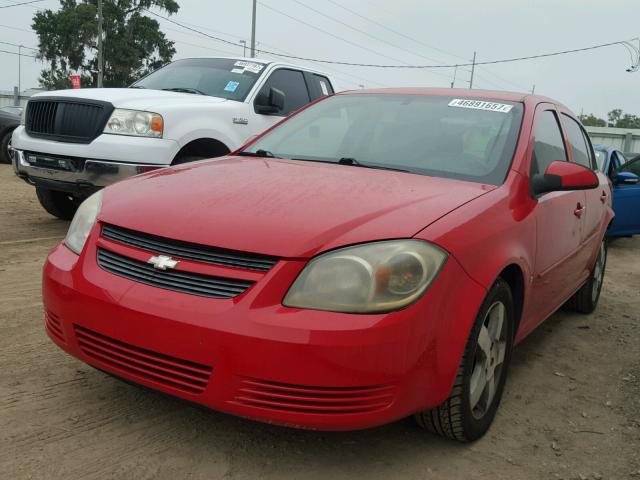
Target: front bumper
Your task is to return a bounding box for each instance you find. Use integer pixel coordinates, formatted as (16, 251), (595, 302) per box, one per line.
(11, 126), (179, 193)
(13, 148), (166, 194)
(43, 229), (486, 431)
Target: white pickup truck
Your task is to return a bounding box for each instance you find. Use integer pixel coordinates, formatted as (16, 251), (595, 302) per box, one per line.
(11, 57), (334, 219)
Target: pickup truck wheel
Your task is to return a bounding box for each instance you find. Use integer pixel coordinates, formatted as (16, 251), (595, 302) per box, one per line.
(415, 278), (514, 442)
(565, 239), (607, 314)
(0, 129), (14, 164)
(35, 187), (80, 220)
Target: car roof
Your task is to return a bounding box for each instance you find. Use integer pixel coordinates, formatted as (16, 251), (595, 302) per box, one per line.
(336, 87), (568, 110)
(170, 56), (332, 77)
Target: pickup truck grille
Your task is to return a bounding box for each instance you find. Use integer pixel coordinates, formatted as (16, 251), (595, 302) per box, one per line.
(26, 98), (114, 144)
(97, 248), (254, 299)
(102, 224), (279, 272)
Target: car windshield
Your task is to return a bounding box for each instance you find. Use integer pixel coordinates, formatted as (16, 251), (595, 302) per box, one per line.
(594, 150), (607, 171)
(131, 58), (267, 101)
(241, 94), (524, 185)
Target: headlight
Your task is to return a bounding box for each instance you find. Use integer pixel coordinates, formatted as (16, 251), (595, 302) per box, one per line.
(283, 240), (447, 313)
(64, 190), (103, 254)
(104, 109), (163, 138)
(20, 104), (27, 125)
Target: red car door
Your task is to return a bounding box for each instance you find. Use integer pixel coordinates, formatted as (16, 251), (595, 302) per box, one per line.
(523, 106), (587, 334)
(559, 112), (607, 271)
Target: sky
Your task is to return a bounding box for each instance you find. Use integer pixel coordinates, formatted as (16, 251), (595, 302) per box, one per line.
(0, 0), (638, 119)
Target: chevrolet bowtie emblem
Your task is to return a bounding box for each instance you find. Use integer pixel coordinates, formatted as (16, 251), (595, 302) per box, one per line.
(147, 255), (179, 270)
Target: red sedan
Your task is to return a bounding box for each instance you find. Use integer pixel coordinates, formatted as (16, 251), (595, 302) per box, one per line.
(44, 89), (612, 441)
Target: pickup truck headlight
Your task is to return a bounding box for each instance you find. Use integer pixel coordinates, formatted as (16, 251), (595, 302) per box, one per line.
(283, 240), (448, 313)
(20, 104), (27, 126)
(65, 190), (103, 255)
(104, 109), (163, 138)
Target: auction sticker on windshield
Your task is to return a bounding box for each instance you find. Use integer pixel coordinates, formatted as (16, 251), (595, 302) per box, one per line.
(233, 61), (264, 74)
(448, 99), (513, 113)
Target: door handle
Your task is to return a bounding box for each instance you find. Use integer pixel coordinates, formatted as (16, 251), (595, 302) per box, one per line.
(600, 191), (608, 203)
(574, 204), (586, 218)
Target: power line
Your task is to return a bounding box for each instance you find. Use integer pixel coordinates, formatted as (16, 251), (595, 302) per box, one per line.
(256, 2), (423, 67)
(289, 0), (443, 65)
(0, 39), (38, 51)
(0, 0), (43, 8)
(142, 11), (639, 74)
(0, 48), (37, 58)
(0, 23), (36, 33)
(155, 17), (386, 87)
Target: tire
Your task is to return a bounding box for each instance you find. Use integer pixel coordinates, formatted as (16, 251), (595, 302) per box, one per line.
(35, 186), (80, 220)
(415, 278), (515, 442)
(565, 239), (607, 314)
(0, 129), (13, 164)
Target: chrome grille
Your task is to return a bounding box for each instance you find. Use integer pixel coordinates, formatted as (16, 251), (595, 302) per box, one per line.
(97, 248), (253, 298)
(102, 224), (278, 272)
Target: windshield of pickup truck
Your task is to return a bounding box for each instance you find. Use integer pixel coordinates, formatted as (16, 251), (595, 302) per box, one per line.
(241, 93), (524, 185)
(131, 58), (266, 101)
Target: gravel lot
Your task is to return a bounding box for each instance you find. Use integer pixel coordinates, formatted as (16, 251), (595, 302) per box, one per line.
(1, 163), (639, 480)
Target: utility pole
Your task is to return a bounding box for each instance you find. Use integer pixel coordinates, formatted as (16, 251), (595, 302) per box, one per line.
(18, 44), (22, 95)
(250, 0), (257, 58)
(240, 40), (247, 57)
(450, 65), (458, 88)
(97, 0), (103, 88)
(469, 52), (476, 89)
(531, 84), (536, 94)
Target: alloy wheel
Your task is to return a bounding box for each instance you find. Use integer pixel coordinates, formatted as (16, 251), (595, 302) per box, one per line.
(469, 301), (508, 420)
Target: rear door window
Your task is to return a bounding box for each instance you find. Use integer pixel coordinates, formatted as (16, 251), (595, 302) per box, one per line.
(531, 110), (568, 176)
(561, 114), (593, 169)
(309, 74), (334, 99)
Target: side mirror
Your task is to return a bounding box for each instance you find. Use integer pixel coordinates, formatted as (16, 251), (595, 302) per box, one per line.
(532, 161), (599, 196)
(614, 171), (640, 185)
(255, 87), (285, 114)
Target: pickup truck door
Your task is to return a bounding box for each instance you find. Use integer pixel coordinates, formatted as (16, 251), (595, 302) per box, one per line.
(248, 68), (333, 138)
(609, 153), (640, 236)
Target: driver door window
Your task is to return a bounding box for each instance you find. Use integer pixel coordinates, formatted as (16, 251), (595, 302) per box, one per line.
(255, 69), (310, 116)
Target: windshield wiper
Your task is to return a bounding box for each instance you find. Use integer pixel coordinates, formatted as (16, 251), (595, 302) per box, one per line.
(338, 157), (411, 173)
(237, 149), (280, 158)
(129, 85), (145, 89)
(162, 87), (206, 95)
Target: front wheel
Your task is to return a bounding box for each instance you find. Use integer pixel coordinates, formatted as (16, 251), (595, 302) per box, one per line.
(415, 278), (514, 442)
(565, 239), (607, 314)
(35, 186), (81, 220)
(0, 129), (13, 164)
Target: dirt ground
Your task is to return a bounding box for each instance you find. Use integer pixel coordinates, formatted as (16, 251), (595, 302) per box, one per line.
(0, 163), (639, 480)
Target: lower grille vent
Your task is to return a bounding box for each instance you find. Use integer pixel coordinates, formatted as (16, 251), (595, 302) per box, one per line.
(74, 325), (212, 394)
(232, 378), (395, 415)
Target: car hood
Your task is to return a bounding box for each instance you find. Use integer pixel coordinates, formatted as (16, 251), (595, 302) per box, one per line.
(100, 157), (494, 258)
(33, 88), (228, 111)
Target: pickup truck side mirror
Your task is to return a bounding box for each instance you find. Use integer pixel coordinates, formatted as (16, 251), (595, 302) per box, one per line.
(532, 160), (599, 196)
(614, 171), (640, 185)
(255, 87), (286, 115)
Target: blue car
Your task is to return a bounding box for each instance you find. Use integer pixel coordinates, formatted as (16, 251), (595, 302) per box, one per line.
(594, 145), (640, 237)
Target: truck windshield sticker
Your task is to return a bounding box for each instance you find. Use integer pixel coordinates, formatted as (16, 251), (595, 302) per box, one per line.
(224, 81), (240, 92)
(448, 99), (513, 113)
(231, 68), (245, 74)
(233, 61), (264, 74)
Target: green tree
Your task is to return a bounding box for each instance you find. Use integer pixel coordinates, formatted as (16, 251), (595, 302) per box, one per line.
(33, 0), (179, 90)
(578, 113), (606, 127)
(607, 108), (623, 127)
